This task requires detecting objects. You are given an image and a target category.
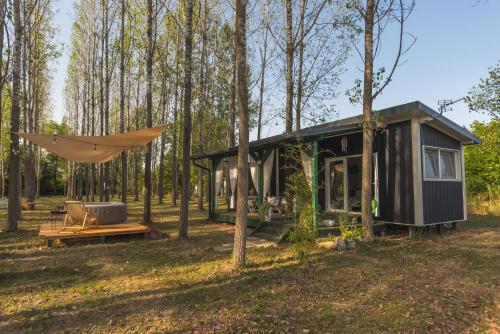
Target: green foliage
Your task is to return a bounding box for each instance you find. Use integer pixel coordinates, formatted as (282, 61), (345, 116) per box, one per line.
(338, 215), (363, 240)
(285, 159), (317, 260)
(464, 120), (500, 197)
(346, 67), (386, 105)
(465, 61), (499, 120)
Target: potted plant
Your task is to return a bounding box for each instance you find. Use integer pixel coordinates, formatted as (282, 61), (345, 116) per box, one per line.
(338, 215), (363, 250)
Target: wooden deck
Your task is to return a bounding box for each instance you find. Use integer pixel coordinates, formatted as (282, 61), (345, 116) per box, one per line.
(39, 221), (151, 246)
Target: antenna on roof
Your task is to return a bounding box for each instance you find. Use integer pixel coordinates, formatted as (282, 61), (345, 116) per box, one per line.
(437, 97), (465, 116)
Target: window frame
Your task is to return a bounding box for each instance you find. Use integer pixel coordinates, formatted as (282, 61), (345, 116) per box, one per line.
(422, 145), (461, 182)
(324, 153), (379, 216)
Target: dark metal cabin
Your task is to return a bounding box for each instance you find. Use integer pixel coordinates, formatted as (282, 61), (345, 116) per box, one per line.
(192, 101), (481, 237)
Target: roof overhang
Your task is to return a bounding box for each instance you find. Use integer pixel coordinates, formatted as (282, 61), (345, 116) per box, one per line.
(193, 101), (481, 161)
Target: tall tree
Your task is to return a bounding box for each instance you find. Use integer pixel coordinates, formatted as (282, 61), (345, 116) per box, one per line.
(103, 0), (111, 202)
(120, 0), (127, 203)
(144, 0), (154, 224)
(360, 0), (375, 241)
(465, 61), (499, 120)
(284, 0), (293, 133)
(171, 31), (180, 207)
(8, 0), (22, 231)
(0, 0), (6, 199)
(232, 0), (249, 269)
(354, 0), (415, 240)
(179, 0), (194, 238)
(197, 0), (208, 210)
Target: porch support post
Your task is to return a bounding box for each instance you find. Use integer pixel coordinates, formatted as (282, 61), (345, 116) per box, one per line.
(411, 118), (424, 226)
(311, 141), (319, 227)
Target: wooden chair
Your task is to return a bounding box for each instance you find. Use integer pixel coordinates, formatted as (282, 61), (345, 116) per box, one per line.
(62, 201), (98, 231)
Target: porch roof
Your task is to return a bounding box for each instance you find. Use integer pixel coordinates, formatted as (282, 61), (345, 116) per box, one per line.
(192, 101), (481, 161)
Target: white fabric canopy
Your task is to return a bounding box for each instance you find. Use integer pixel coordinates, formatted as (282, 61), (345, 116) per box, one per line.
(228, 157), (238, 209)
(17, 124), (169, 163)
(300, 144), (312, 189)
(249, 150), (275, 198)
(214, 159), (224, 207)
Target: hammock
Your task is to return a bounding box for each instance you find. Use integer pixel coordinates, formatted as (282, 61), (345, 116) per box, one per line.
(17, 124), (168, 163)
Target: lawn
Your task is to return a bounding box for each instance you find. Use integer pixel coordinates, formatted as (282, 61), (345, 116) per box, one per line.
(0, 196), (499, 333)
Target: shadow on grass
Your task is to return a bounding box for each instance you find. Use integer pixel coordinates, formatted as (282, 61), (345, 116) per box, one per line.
(2, 243), (497, 333)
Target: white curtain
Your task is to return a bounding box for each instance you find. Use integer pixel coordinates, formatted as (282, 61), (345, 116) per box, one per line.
(300, 144), (312, 189)
(263, 150), (275, 198)
(214, 160), (224, 207)
(228, 156), (238, 209)
(248, 151), (274, 198)
(249, 155), (259, 194)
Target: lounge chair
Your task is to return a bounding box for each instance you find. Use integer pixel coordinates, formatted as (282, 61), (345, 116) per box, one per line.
(62, 201), (98, 231)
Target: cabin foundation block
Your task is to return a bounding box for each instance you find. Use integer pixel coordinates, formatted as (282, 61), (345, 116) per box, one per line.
(408, 226), (417, 240)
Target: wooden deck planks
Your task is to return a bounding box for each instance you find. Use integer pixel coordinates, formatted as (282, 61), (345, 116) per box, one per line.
(39, 220), (151, 244)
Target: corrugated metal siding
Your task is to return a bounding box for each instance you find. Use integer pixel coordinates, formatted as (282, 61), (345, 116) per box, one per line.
(423, 182), (464, 223)
(421, 124), (464, 224)
(379, 121), (414, 224)
(421, 124), (460, 150)
(316, 123), (414, 225)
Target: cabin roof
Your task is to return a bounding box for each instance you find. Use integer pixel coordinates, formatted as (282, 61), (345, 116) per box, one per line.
(192, 101), (481, 160)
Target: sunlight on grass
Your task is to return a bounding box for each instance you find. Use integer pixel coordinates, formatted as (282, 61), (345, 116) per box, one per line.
(0, 196), (499, 333)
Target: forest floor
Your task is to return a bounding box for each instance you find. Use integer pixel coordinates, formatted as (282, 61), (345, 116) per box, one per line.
(0, 196), (499, 333)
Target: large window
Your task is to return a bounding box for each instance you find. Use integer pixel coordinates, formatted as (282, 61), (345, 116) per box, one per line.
(423, 147), (460, 181)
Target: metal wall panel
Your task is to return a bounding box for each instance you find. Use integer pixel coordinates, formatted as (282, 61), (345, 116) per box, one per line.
(421, 124), (464, 224)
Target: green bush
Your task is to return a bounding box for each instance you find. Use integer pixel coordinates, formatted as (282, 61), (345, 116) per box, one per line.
(338, 214), (363, 240)
(285, 171), (317, 260)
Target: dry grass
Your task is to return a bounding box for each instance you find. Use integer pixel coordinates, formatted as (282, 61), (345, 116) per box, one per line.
(0, 196), (499, 333)
(468, 196), (500, 216)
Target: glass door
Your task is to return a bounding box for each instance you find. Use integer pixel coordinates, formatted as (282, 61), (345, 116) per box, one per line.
(326, 158), (346, 211)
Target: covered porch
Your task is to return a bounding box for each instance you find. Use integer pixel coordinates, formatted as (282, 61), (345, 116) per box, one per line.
(192, 116), (371, 240)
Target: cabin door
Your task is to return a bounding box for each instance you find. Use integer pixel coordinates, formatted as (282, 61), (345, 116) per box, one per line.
(325, 158), (347, 211)
(325, 154), (379, 215)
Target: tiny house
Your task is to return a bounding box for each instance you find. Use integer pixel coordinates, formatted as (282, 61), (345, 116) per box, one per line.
(192, 101), (481, 239)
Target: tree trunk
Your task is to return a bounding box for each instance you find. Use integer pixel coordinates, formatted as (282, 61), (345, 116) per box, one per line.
(104, 0), (110, 202)
(361, 0), (375, 241)
(120, 0), (127, 204)
(158, 120), (166, 204)
(197, 0), (208, 210)
(144, 0), (154, 224)
(99, 10), (105, 202)
(257, 23), (269, 140)
(232, 0), (249, 269)
(284, 0), (293, 134)
(179, 0), (194, 238)
(0, 0), (5, 199)
(172, 32), (180, 207)
(134, 73), (140, 202)
(158, 80), (168, 204)
(228, 18), (236, 148)
(8, 0), (22, 231)
(295, 0), (306, 132)
(90, 31), (97, 201)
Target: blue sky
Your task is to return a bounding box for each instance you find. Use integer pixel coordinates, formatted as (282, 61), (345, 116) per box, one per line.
(50, 0), (499, 138)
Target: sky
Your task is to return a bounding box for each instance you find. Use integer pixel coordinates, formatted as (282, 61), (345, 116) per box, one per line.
(50, 0), (499, 139)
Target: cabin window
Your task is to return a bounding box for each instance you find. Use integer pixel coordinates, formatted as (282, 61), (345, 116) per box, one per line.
(423, 147), (460, 181)
(424, 149), (439, 179)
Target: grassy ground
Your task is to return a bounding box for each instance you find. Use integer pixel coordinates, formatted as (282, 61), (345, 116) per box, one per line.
(0, 196), (499, 333)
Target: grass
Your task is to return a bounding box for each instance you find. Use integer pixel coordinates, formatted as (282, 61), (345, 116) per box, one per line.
(0, 195), (499, 333)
